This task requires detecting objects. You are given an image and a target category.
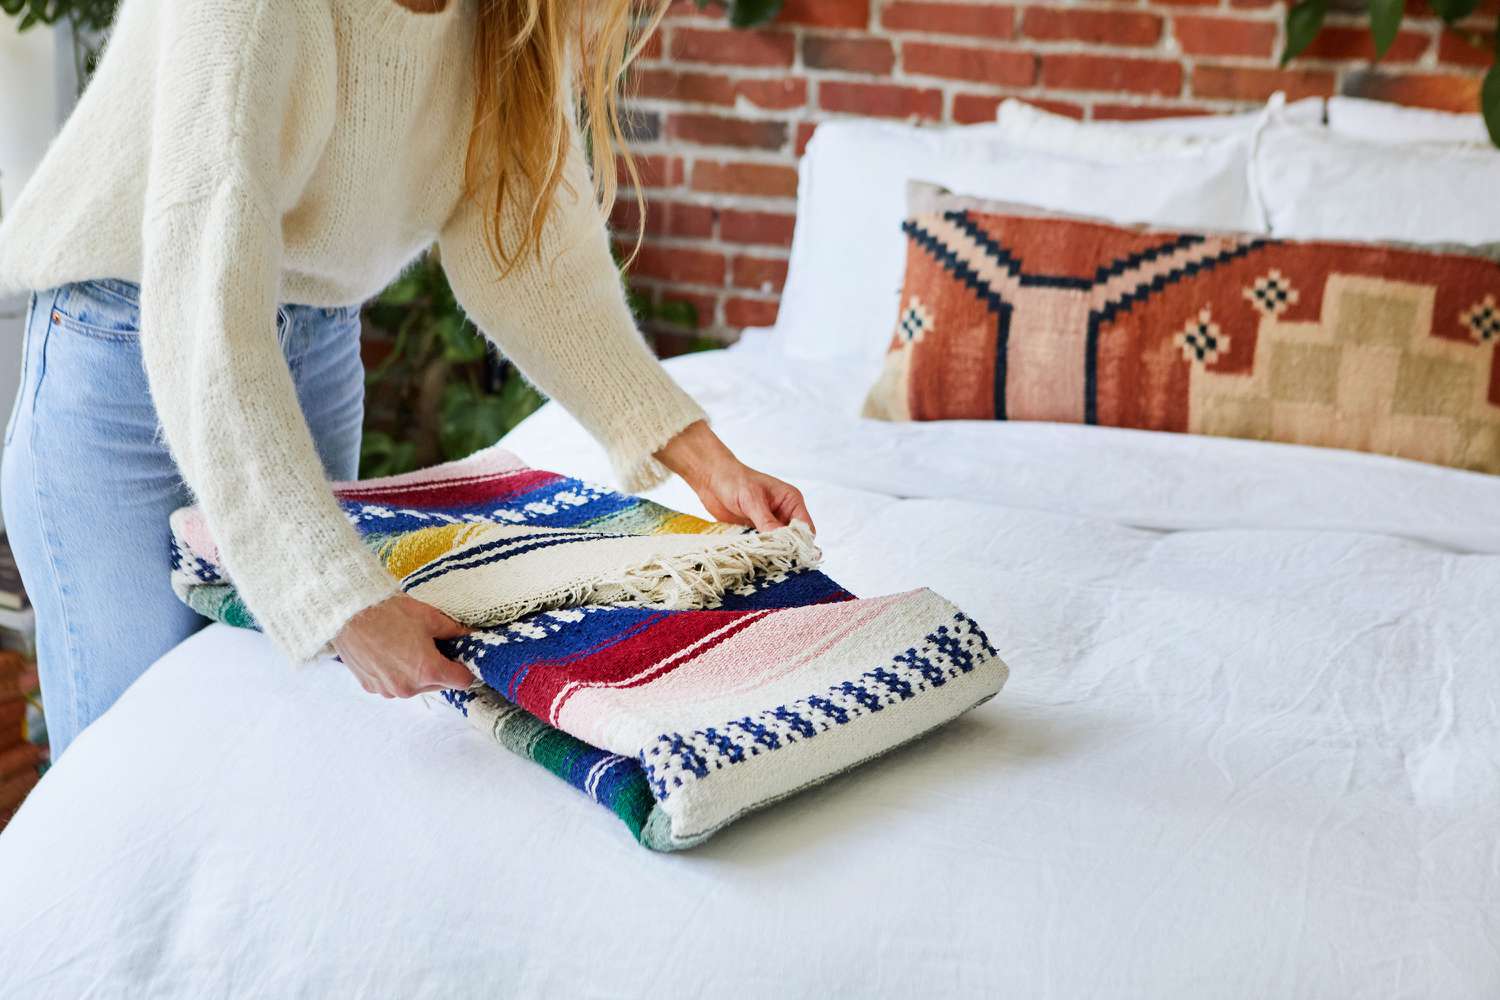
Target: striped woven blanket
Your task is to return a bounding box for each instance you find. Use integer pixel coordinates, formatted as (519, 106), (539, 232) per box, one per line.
(169, 445), (1008, 850)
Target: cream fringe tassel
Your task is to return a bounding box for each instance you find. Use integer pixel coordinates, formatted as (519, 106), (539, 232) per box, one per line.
(443, 521), (823, 629)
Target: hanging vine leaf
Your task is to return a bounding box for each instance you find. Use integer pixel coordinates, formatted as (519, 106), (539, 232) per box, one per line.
(727, 0), (784, 28)
(0, 0), (117, 30)
(1280, 0), (1327, 66)
(1368, 0), (1404, 59)
(1483, 62), (1500, 148)
(1426, 0), (1480, 23)
(655, 299), (701, 329)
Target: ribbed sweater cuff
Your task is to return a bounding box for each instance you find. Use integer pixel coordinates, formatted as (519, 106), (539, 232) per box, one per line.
(602, 383), (710, 495)
(258, 542), (403, 666)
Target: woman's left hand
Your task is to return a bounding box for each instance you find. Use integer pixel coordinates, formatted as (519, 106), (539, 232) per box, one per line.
(655, 420), (815, 534)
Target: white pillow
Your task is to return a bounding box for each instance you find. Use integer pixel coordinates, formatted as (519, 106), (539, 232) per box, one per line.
(998, 95), (1324, 137)
(778, 106), (1274, 363)
(963, 99), (1270, 231)
(1255, 112), (1500, 243)
(1326, 96), (1491, 146)
(775, 120), (988, 364)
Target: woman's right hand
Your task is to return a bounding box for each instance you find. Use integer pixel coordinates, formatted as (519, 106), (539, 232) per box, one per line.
(331, 593), (475, 698)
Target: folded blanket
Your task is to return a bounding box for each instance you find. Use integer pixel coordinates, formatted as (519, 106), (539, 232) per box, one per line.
(169, 445), (1008, 850)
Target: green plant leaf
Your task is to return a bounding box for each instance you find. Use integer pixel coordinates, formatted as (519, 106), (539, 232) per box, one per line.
(726, 0), (783, 28)
(1426, 0), (1479, 23)
(1483, 62), (1500, 148)
(1280, 0), (1326, 66)
(685, 336), (724, 354)
(378, 271), (425, 306)
(434, 314), (486, 363)
(625, 287), (653, 323)
(1368, 0), (1403, 59)
(439, 382), (527, 461)
(490, 371), (547, 434)
(655, 299), (700, 329)
(360, 431), (418, 479)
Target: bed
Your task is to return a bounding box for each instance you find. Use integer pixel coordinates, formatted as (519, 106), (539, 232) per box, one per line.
(0, 328), (1497, 997)
(3, 95), (1500, 997)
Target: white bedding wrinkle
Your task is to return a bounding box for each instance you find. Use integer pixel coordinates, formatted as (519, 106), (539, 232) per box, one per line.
(0, 344), (1496, 998)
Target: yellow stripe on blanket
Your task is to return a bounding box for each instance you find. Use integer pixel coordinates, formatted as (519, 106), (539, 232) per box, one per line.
(376, 523), (483, 579)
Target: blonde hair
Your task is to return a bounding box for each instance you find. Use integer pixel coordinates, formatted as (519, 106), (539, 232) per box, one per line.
(466, 0), (666, 276)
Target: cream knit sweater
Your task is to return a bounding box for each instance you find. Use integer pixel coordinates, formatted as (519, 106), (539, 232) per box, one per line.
(0, 0), (708, 665)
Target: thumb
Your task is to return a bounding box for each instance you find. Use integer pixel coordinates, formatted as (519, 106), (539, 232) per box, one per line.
(425, 606), (474, 640)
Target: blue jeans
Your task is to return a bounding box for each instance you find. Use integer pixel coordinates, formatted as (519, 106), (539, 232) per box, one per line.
(0, 278), (366, 759)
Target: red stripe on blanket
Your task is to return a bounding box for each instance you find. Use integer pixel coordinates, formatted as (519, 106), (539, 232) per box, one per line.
(546, 610), (775, 723)
(336, 469), (566, 507)
(508, 609), (771, 722)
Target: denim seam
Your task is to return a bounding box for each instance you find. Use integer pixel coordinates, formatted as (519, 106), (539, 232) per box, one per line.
(50, 313), (139, 343)
(25, 289), (85, 742)
(51, 282), (140, 341)
(82, 278), (141, 310)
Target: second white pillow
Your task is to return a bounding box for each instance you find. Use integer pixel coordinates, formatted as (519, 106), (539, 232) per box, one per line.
(778, 100), (1289, 364)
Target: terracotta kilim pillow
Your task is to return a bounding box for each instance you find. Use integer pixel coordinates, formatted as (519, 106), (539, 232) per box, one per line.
(863, 182), (1500, 475)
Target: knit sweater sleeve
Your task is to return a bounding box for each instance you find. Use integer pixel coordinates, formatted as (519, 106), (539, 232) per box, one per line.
(437, 121), (708, 495)
(138, 0), (400, 664)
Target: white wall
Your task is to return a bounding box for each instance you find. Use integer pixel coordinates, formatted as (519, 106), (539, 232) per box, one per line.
(0, 21), (71, 531)
(0, 21), (66, 222)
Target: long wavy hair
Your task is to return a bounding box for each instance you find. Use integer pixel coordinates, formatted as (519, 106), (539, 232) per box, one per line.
(466, 0), (666, 276)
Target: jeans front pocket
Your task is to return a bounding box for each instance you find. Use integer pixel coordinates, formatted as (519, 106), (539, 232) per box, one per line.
(50, 279), (142, 341)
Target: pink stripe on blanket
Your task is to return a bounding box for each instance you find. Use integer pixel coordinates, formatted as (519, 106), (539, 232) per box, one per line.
(172, 446), (543, 569)
(508, 609), (772, 721)
(337, 469), (565, 509)
(554, 595), (907, 748)
(171, 510), (221, 566)
(331, 445), (530, 493)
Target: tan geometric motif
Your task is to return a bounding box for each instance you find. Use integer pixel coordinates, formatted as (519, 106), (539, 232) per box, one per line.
(1270, 342), (1340, 404)
(1187, 274), (1500, 473)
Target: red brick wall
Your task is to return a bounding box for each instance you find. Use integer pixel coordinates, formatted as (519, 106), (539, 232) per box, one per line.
(615, 0), (1497, 343)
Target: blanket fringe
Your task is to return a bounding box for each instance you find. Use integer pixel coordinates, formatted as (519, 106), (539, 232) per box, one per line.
(452, 521), (823, 627)
(607, 521), (822, 609)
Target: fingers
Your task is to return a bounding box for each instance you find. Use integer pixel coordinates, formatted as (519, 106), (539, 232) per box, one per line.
(771, 485), (815, 535)
(785, 498), (815, 535)
(743, 490), (781, 532)
(375, 652), (473, 699)
(336, 649), (472, 700)
(334, 595), (479, 700)
(423, 650), (476, 692)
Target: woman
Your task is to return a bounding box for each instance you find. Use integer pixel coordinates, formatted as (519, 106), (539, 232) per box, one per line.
(0, 0), (812, 758)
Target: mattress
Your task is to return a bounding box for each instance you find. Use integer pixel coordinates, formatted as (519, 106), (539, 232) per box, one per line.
(0, 333), (1497, 998)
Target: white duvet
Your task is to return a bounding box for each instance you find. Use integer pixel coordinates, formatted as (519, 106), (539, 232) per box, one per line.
(0, 334), (1497, 999)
